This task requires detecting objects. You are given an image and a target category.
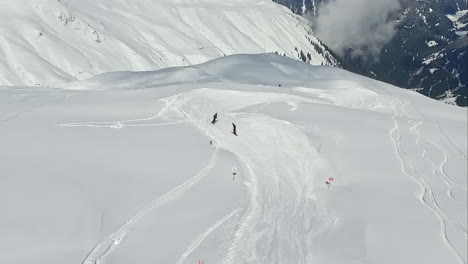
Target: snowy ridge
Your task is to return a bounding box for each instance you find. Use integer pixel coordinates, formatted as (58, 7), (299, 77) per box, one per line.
(0, 54), (466, 264)
(0, 0), (332, 86)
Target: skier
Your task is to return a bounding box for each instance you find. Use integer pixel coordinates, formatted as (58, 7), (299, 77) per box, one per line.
(211, 113), (218, 124)
(232, 123), (237, 136)
(326, 177), (334, 188)
(232, 167), (237, 180)
(210, 139), (217, 147)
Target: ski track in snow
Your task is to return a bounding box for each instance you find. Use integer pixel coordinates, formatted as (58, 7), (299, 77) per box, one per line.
(161, 89), (324, 264)
(59, 120), (183, 129)
(178, 209), (240, 264)
(409, 102), (468, 161)
(74, 87), (466, 263)
(60, 92), (186, 130)
(59, 109), (184, 129)
(0, 93), (72, 123)
(411, 121), (468, 208)
(81, 149), (220, 264)
(76, 88), (324, 263)
(390, 99), (467, 264)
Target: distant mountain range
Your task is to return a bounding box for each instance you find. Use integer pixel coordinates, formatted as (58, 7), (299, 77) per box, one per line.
(274, 0), (468, 106)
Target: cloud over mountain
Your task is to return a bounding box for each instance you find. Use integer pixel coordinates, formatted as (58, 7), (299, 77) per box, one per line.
(314, 0), (400, 57)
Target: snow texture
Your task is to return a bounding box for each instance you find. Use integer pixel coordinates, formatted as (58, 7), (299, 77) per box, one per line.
(0, 0), (327, 86)
(447, 9), (468, 37)
(427, 40), (439, 47)
(1, 54), (466, 264)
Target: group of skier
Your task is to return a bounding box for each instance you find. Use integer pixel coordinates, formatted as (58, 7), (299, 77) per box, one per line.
(211, 113), (237, 136)
(210, 112), (332, 188)
(210, 113), (238, 181)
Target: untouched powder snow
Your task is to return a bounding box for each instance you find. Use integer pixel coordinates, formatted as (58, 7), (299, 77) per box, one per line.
(0, 54), (467, 264)
(0, 0), (331, 86)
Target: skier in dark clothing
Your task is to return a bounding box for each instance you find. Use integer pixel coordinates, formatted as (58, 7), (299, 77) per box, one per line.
(232, 123), (237, 136)
(211, 113), (218, 124)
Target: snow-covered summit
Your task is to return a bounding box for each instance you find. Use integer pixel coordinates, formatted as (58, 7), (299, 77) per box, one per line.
(0, 0), (336, 86)
(1, 54), (466, 264)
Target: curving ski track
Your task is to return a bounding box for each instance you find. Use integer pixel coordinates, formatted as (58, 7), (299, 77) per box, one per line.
(390, 99), (467, 264)
(164, 89), (324, 264)
(76, 88), (466, 264)
(178, 209), (240, 264)
(81, 149), (220, 264)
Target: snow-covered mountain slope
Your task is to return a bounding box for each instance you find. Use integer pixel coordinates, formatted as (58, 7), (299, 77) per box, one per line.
(275, 0), (468, 106)
(1, 54), (466, 264)
(0, 0), (337, 87)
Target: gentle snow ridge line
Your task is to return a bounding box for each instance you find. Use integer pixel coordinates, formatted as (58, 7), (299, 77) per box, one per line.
(81, 149), (220, 264)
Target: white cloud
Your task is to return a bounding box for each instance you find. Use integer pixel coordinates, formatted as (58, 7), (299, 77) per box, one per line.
(313, 0), (400, 57)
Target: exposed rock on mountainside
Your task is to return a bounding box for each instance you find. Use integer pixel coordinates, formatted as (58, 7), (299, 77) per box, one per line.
(275, 0), (468, 106)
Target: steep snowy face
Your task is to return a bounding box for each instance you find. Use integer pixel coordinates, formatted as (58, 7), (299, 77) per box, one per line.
(0, 0), (336, 86)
